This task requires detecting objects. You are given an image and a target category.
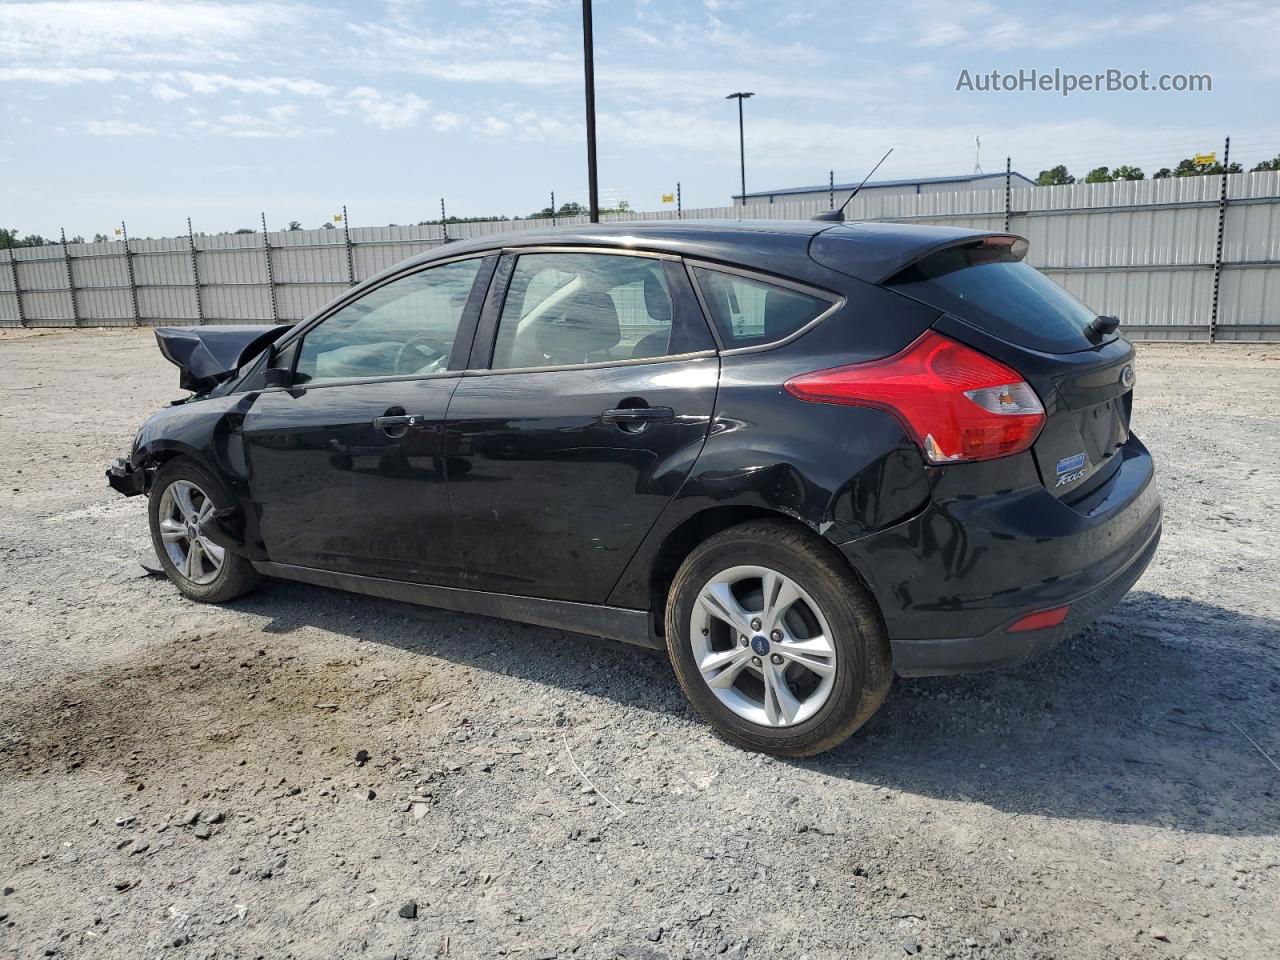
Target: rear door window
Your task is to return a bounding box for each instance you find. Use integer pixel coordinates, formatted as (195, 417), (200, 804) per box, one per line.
(491, 253), (677, 369)
(887, 246), (1101, 354)
(691, 267), (832, 349)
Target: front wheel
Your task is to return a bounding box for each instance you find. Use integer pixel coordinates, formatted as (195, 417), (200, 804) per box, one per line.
(148, 458), (262, 604)
(665, 520), (892, 757)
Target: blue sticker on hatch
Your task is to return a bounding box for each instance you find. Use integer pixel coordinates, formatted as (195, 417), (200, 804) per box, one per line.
(1055, 452), (1087, 475)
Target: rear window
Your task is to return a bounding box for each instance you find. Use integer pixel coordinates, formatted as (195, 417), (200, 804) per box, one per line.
(692, 267), (832, 349)
(888, 245), (1099, 354)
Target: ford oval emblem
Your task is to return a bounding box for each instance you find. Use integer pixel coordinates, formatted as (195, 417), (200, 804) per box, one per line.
(1120, 365), (1135, 389)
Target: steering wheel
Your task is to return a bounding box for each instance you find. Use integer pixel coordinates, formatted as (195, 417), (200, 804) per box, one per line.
(393, 334), (450, 375)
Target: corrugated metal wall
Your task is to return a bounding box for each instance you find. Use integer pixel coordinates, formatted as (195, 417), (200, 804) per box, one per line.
(3, 171), (1278, 339)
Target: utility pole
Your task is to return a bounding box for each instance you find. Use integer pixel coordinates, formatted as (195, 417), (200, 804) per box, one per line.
(726, 92), (754, 207)
(829, 170), (835, 210)
(581, 0), (600, 223)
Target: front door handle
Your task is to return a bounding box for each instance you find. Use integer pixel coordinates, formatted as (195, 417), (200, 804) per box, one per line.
(373, 414), (427, 437)
(601, 406), (675, 424)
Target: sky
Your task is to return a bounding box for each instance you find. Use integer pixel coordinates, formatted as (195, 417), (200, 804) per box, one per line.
(3, 0), (1279, 238)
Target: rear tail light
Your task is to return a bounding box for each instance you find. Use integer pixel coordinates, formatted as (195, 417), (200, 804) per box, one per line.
(783, 330), (1045, 463)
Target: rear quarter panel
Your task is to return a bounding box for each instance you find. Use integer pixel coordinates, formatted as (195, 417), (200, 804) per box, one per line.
(606, 278), (942, 609)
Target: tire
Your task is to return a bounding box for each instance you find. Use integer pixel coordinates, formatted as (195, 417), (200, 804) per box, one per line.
(148, 457), (262, 604)
(664, 519), (892, 757)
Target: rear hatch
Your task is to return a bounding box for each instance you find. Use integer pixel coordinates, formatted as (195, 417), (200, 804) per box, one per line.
(884, 237), (1135, 502)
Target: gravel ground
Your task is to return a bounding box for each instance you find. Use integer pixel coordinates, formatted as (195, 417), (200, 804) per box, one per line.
(1, 328), (1277, 960)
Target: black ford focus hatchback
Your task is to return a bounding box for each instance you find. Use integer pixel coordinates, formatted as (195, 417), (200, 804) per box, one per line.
(107, 220), (1161, 756)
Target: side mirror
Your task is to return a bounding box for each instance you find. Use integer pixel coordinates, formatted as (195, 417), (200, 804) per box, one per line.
(263, 367), (292, 388)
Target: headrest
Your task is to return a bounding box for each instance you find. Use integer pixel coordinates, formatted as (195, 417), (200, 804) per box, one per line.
(643, 273), (672, 323)
(535, 290), (620, 362)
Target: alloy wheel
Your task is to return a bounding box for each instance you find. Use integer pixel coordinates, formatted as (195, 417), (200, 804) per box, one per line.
(157, 479), (226, 585)
(689, 564), (837, 727)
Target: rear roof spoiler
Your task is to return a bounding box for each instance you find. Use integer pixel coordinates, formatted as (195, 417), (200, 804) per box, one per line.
(809, 223), (1029, 285)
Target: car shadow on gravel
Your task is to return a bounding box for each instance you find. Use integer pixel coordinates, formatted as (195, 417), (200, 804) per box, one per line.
(235, 582), (1280, 837)
(806, 590), (1280, 838)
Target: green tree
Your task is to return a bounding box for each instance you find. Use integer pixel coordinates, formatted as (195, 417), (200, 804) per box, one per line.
(233, 227), (255, 234)
(1153, 168), (1173, 179)
(1036, 165), (1075, 186)
(93, 233), (110, 243)
(1251, 154), (1280, 172)
(0, 228), (50, 248)
(287, 220), (303, 231)
(1173, 157), (1243, 176)
(1084, 166), (1113, 183)
(321, 222), (336, 230)
(1112, 165), (1144, 181)
(67, 234), (86, 244)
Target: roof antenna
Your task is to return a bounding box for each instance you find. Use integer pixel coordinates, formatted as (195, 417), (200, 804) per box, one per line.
(811, 148), (893, 222)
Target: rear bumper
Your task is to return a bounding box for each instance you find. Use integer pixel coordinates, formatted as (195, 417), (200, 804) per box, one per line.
(106, 457), (146, 497)
(839, 435), (1162, 675)
(890, 519), (1160, 676)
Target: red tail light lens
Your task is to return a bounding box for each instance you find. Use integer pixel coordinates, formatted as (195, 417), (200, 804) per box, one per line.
(783, 331), (1045, 463)
(1006, 605), (1070, 633)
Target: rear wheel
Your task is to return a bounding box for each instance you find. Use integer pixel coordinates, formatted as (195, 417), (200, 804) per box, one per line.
(665, 520), (891, 757)
(148, 458), (262, 604)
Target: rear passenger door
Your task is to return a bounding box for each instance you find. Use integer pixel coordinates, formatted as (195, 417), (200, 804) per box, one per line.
(444, 249), (719, 603)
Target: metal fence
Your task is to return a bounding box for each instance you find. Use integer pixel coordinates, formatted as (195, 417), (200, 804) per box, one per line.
(4, 170), (1279, 340)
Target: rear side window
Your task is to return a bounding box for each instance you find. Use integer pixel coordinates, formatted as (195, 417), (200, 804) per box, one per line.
(887, 245), (1099, 354)
(692, 267), (831, 349)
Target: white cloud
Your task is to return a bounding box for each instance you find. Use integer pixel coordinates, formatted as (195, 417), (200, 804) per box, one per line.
(477, 116), (511, 136)
(178, 72), (334, 98)
(85, 119), (154, 136)
(896, 0), (1181, 52)
(342, 87), (432, 130)
(0, 1), (299, 61)
(151, 82), (187, 102)
(432, 112), (463, 132)
(198, 112), (332, 139)
(0, 67), (121, 85)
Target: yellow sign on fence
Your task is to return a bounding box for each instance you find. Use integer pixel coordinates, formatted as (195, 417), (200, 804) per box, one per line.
(1193, 153), (1217, 166)
(333, 213), (344, 222)
(661, 193), (675, 204)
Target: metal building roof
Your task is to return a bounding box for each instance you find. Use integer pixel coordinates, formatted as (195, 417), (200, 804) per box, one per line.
(734, 171), (1036, 201)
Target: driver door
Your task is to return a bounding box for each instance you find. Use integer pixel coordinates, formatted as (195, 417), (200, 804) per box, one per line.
(241, 256), (493, 585)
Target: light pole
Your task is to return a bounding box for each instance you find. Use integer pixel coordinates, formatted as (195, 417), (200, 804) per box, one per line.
(582, 0), (600, 223)
(726, 91), (754, 207)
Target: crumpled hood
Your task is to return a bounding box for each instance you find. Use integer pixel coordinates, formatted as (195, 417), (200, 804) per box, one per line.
(154, 324), (292, 393)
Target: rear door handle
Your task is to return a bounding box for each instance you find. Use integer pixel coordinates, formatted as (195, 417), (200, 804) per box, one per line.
(601, 406), (675, 423)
